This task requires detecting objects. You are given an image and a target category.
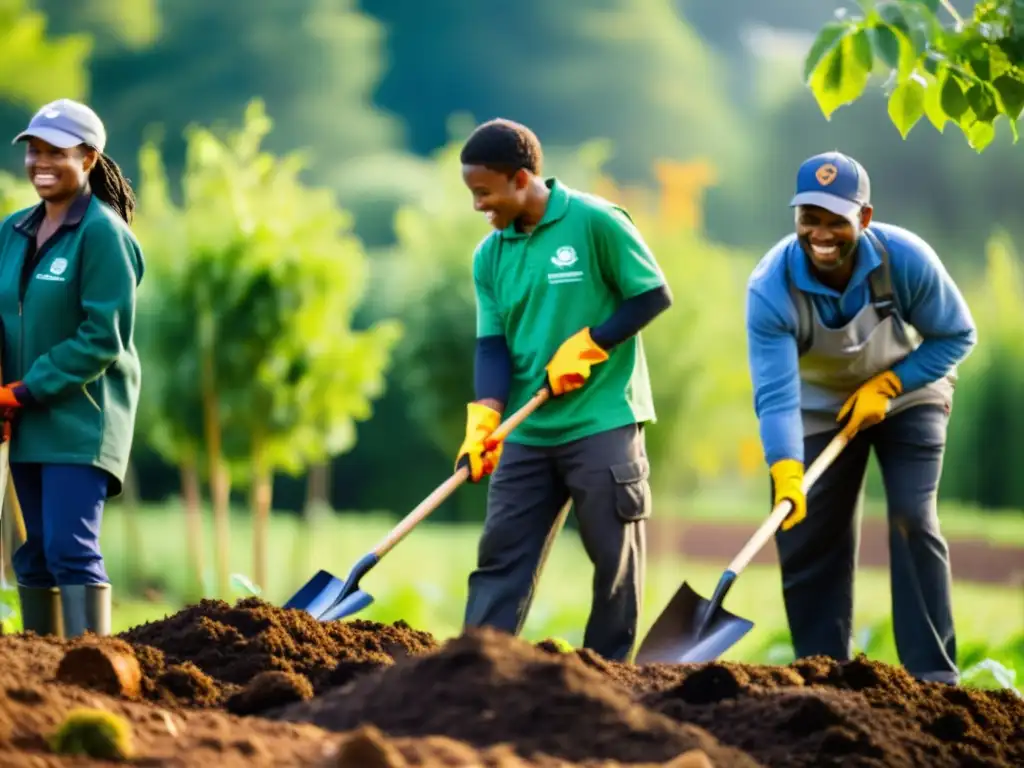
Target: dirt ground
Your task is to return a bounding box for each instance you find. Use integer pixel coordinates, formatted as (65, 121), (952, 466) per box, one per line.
(0, 597), (1021, 766)
(647, 518), (1024, 586)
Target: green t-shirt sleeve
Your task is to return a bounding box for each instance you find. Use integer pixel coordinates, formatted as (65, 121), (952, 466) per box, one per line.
(473, 239), (504, 338)
(592, 204), (666, 300)
(22, 220), (142, 401)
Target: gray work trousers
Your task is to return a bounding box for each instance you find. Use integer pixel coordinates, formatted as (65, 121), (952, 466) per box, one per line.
(774, 404), (959, 684)
(463, 423), (650, 662)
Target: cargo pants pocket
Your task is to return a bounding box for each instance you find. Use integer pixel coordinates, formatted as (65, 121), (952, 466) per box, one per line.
(610, 457), (651, 522)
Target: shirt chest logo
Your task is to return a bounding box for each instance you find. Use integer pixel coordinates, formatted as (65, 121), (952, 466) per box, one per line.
(36, 257), (69, 282)
(547, 246), (583, 285)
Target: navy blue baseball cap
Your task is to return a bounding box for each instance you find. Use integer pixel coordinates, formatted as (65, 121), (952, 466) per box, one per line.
(790, 151), (870, 221)
(12, 99), (106, 153)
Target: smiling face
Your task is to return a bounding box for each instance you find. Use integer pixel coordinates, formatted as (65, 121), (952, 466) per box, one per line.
(23, 136), (96, 203)
(795, 203), (873, 274)
(461, 164), (530, 231)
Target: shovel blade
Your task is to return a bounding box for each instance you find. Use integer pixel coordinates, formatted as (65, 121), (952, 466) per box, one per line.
(634, 581), (754, 665)
(319, 589), (374, 622)
(283, 570), (347, 618)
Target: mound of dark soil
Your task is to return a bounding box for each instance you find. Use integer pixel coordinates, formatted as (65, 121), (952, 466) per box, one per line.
(116, 596), (438, 709)
(272, 626), (1024, 768)
(273, 626), (762, 766)
(639, 656), (1024, 768)
(3, 597), (1021, 767)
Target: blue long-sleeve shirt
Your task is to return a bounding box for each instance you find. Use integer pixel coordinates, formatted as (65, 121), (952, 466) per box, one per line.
(746, 222), (977, 466)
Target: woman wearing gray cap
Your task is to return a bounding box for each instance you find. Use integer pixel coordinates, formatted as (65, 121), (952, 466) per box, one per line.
(0, 98), (145, 638)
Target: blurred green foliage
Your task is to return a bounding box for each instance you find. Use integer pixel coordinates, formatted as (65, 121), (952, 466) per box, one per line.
(0, 0), (1021, 523)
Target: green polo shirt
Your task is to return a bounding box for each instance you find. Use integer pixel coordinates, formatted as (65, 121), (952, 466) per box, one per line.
(0, 193), (145, 496)
(473, 178), (665, 446)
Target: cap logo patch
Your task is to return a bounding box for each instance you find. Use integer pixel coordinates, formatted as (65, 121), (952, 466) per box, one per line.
(815, 163), (838, 186)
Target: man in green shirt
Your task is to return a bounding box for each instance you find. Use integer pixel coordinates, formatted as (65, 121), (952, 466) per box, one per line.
(455, 118), (673, 661)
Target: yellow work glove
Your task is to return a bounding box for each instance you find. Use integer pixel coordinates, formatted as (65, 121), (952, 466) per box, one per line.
(545, 327), (610, 396)
(771, 459), (806, 531)
(455, 402), (503, 482)
(837, 370), (902, 440)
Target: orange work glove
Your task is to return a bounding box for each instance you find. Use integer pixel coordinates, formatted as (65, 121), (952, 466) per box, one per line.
(455, 402), (503, 482)
(544, 328), (609, 396)
(770, 459), (806, 531)
(837, 370), (902, 440)
(0, 382), (25, 410)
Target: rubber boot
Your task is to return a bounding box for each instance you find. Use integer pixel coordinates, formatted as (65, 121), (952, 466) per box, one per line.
(58, 583), (111, 638)
(16, 585), (64, 637)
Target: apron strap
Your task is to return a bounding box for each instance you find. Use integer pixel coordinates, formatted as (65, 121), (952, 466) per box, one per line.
(786, 253), (813, 356)
(863, 228), (898, 320)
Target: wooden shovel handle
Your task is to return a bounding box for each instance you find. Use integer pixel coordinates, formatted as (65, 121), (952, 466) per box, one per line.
(372, 388), (550, 558)
(725, 433), (848, 576)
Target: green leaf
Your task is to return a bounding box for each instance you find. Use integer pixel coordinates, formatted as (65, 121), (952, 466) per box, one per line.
(877, 0), (909, 34)
(851, 27), (874, 72)
(940, 74), (969, 121)
(1014, 1), (1024, 33)
(967, 82), (1000, 122)
(809, 28), (876, 119)
(803, 21), (852, 83)
(922, 70), (949, 131)
(967, 119), (996, 152)
(888, 76), (926, 137)
(905, 0), (949, 59)
(963, 37), (992, 82)
(870, 24), (902, 70)
(886, 0), (930, 55)
(993, 73), (1024, 121)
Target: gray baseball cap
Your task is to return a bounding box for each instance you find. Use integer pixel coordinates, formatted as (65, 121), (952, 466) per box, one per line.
(12, 98), (106, 153)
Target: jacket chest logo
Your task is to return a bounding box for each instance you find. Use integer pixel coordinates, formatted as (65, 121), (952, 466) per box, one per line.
(36, 257), (69, 282)
(547, 246), (583, 285)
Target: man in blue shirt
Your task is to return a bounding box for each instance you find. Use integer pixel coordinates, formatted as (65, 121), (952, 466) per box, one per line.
(745, 151), (977, 685)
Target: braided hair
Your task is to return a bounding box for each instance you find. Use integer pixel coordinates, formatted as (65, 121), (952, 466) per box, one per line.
(88, 151), (136, 225)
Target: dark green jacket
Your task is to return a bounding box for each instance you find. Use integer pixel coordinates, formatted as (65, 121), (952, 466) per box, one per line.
(0, 193), (145, 497)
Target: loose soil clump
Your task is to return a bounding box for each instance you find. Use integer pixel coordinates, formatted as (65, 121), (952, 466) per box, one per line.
(116, 596), (438, 708)
(0, 597), (1020, 766)
(0, 631), (334, 766)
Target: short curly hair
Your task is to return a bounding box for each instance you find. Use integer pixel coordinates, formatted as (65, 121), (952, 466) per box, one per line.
(459, 118), (543, 176)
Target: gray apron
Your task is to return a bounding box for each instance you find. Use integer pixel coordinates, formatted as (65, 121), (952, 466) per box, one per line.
(789, 229), (955, 436)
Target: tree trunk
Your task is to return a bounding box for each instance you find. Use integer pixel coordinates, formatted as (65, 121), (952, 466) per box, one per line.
(120, 459), (143, 588)
(289, 461), (331, 588)
(305, 463), (330, 512)
(199, 333), (230, 599)
(250, 438), (272, 592)
(180, 456), (206, 600)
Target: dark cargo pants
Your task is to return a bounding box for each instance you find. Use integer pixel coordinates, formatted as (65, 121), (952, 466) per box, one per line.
(774, 404), (959, 684)
(463, 423), (650, 662)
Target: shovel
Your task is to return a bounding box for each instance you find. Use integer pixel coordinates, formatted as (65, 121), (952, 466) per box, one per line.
(0, 419), (10, 591)
(284, 387), (551, 621)
(633, 432), (848, 665)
